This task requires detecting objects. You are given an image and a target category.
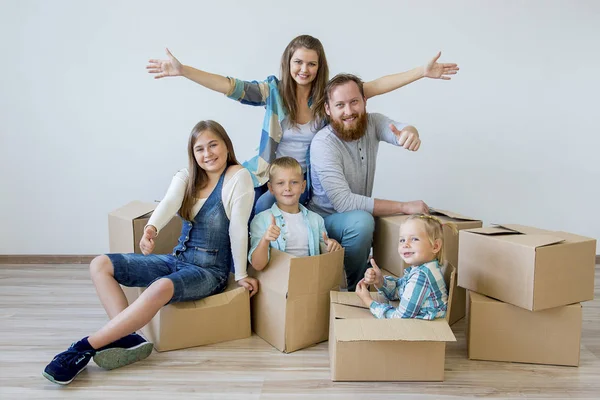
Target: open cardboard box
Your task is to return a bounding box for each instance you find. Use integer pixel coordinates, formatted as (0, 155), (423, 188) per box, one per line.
(328, 262), (457, 381)
(248, 246), (344, 353)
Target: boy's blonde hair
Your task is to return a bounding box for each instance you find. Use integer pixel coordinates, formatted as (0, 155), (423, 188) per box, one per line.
(268, 156), (303, 181)
(402, 214), (458, 266)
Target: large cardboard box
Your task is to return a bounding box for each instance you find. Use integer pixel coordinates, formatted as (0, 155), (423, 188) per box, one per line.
(458, 224), (596, 311)
(248, 247), (344, 353)
(467, 291), (582, 366)
(123, 277), (251, 352)
(109, 201), (251, 352)
(108, 200), (182, 255)
(373, 209), (482, 324)
(329, 263), (457, 381)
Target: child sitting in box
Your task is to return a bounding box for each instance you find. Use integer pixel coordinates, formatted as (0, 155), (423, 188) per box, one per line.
(249, 157), (341, 270)
(356, 214), (456, 319)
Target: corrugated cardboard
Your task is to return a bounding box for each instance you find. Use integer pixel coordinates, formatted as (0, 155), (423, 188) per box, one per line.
(108, 200), (182, 255)
(248, 247), (344, 353)
(467, 291), (582, 366)
(373, 209), (482, 324)
(329, 263), (457, 381)
(109, 200), (251, 352)
(123, 276), (251, 352)
(458, 224), (596, 311)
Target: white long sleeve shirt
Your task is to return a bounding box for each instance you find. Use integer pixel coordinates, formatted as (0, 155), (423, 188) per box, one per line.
(147, 167), (254, 281)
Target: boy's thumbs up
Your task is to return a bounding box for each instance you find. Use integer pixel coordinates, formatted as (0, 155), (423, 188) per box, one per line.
(322, 231), (329, 243)
(270, 214), (277, 226)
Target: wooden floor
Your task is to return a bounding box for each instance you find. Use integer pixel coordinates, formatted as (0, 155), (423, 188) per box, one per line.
(0, 264), (599, 399)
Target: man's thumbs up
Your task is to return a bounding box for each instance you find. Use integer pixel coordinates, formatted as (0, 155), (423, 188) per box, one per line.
(390, 124), (421, 152)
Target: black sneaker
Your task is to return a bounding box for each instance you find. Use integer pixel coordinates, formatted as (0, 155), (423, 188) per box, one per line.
(93, 333), (153, 370)
(43, 339), (95, 385)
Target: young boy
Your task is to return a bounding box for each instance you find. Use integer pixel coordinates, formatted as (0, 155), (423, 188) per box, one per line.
(249, 157), (341, 270)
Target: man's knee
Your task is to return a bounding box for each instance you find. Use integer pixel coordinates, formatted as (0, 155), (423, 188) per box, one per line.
(345, 211), (375, 243)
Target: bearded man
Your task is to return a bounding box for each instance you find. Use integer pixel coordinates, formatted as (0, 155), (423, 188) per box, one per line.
(308, 73), (429, 291)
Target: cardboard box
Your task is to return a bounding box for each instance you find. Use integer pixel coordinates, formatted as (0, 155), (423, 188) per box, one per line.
(458, 224), (596, 311)
(373, 209), (482, 324)
(109, 200), (251, 352)
(108, 200), (182, 255)
(123, 277), (251, 352)
(467, 291), (582, 366)
(329, 263), (457, 381)
(248, 247), (344, 353)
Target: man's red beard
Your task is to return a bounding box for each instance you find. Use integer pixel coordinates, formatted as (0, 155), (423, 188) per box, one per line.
(329, 112), (368, 142)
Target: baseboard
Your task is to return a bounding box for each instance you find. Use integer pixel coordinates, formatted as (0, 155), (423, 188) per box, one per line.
(0, 255), (95, 264)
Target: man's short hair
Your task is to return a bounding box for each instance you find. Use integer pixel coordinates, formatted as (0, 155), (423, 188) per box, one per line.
(324, 73), (365, 104)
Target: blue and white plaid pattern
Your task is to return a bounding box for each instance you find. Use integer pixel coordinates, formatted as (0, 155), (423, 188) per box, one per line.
(226, 75), (315, 190)
(370, 260), (448, 320)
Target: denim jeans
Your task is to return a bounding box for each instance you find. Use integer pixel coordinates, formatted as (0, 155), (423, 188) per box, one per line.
(324, 210), (375, 291)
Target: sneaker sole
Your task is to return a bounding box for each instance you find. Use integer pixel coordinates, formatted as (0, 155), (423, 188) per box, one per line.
(42, 365), (86, 385)
(93, 342), (154, 370)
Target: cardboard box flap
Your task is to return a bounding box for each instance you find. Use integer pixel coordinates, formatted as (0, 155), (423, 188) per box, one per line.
(430, 208), (480, 222)
(250, 249), (291, 295)
(287, 249), (343, 297)
(330, 291), (388, 309)
(332, 302), (373, 320)
(335, 318), (455, 342)
(466, 227), (521, 236)
(109, 200), (156, 220)
(467, 226), (565, 247)
(553, 231), (597, 244)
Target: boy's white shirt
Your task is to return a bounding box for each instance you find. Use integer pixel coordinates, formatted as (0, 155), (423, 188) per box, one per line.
(147, 168), (254, 281)
(279, 209), (310, 257)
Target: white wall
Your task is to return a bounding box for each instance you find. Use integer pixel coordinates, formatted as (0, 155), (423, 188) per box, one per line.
(1, 0), (599, 254)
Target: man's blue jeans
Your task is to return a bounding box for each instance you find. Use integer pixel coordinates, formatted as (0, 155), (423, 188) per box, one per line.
(324, 210), (375, 291)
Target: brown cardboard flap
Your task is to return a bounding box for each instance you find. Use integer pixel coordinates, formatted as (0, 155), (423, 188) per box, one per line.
(467, 226), (564, 247)
(332, 302), (373, 319)
(466, 227), (520, 235)
(249, 249), (291, 296)
(335, 318), (456, 342)
(430, 208), (480, 222)
(287, 249), (344, 298)
(109, 200), (156, 220)
(330, 291), (388, 309)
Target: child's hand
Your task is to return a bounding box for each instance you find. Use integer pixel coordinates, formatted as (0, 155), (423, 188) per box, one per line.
(263, 215), (281, 242)
(356, 279), (373, 307)
(364, 258), (384, 288)
(139, 225), (157, 255)
(237, 277), (259, 297)
(322, 232), (341, 252)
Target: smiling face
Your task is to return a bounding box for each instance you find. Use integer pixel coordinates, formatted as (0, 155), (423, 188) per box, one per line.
(397, 219), (442, 266)
(325, 80), (368, 141)
(289, 47), (319, 87)
(192, 130), (228, 174)
(268, 166), (306, 212)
